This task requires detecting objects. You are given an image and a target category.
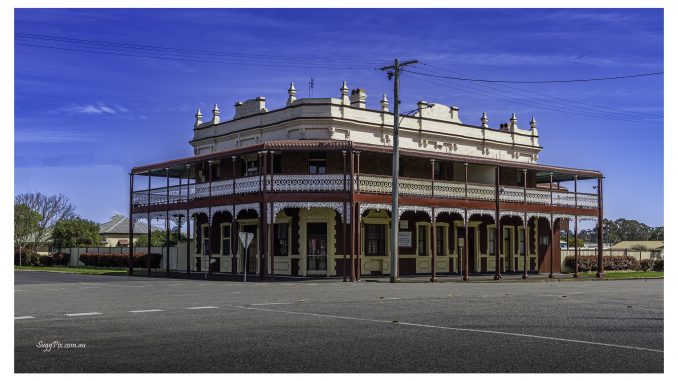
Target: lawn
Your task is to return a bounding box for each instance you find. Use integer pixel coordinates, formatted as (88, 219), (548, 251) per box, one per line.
(14, 266), (128, 276)
(578, 271), (664, 279)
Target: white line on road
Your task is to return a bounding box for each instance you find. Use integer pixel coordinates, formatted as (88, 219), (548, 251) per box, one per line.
(186, 306), (219, 310)
(130, 309), (164, 313)
(65, 312), (102, 317)
(232, 305), (663, 353)
(250, 302), (292, 306)
(15, 316), (34, 320)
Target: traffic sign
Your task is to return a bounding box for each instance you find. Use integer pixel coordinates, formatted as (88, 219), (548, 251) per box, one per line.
(239, 232), (254, 249)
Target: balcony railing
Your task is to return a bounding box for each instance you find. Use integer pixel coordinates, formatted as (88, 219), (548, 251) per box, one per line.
(133, 173), (598, 210)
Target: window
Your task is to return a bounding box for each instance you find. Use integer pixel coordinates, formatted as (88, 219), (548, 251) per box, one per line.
(503, 227), (511, 254)
(519, 229), (525, 256)
(246, 160), (258, 176)
(488, 227), (496, 255)
(308, 152), (326, 174)
(417, 225), (428, 256)
(202, 225), (210, 255)
(274, 223), (289, 256)
(221, 225), (231, 256)
(365, 224), (385, 256)
(434, 161), (442, 180)
(436, 225), (445, 256)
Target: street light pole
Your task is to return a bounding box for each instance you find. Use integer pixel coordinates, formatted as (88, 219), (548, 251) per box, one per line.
(380, 58), (418, 283)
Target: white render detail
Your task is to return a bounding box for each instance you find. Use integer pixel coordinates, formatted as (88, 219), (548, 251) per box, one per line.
(191, 82), (541, 163)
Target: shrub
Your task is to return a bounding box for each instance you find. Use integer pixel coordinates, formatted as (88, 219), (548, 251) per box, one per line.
(639, 259), (655, 272)
(652, 259), (663, 272)
(51, 252), (70, 266)
(564, 255), (640, 272)
(78, 253), (162, 268)
(39, 255), (55, 266)
(14, 247), (40, 266)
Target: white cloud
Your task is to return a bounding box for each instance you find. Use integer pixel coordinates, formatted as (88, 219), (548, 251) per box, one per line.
(57, 102), (130, 115)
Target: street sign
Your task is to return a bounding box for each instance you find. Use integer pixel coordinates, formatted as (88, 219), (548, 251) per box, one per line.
(239, 232), (254, 283)
(239, 232), (254, 249)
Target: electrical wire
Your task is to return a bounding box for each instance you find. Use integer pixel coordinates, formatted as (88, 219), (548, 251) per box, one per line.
(420, 62), (663, 120)
(402, 68), (664, 84)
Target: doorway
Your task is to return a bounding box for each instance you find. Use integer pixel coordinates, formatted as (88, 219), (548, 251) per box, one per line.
(307, 223), (327, 275)
(457, 226), (476, 273)
(241, 224), (258, 274)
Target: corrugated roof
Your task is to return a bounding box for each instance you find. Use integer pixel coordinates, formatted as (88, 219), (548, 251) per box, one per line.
(610, 241), (664, 250)
(99, 214), (160, 235)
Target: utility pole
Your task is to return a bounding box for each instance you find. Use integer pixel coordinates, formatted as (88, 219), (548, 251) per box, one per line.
(380, 58), (418, 283)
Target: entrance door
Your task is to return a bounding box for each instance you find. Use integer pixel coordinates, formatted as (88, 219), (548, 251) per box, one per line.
(242, 224), (258, 274)
(457, 226), (476, 273)
(307, 223), (327, 275)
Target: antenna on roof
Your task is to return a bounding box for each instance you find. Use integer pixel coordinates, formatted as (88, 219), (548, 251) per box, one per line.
(309, 77), (315, 97)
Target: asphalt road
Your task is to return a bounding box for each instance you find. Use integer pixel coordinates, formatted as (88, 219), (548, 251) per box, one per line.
(14, 271), (664, 373)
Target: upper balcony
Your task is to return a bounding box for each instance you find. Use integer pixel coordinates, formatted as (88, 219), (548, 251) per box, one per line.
(132, 172), (598, 210)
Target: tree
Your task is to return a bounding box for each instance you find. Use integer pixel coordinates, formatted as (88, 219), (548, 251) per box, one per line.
(136, 229), (186, 247)
(51, 218), (100, 249)
(14, 204), (41, 250)
(15, 193), (76, 252)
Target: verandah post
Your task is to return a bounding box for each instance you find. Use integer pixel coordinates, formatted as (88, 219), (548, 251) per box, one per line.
(128, 173), (134, 275)
(494, 166), (502, 280)
(522, 169), (528, 280)
(596, 177), (604, 278)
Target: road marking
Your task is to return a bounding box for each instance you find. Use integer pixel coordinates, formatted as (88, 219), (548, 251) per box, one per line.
(15, 289), (25, 292)
(121, 285), (147, 288)
(15, 316), (34, 320)
(65, 312), (102, 317)
(130, 309), (164, 313)
(250, 302), (292, 306)
(635, 307), (663, 312)
(375, 297), (401, 301)
(232, 305), (663, 353)
(186, 306), (219, 310)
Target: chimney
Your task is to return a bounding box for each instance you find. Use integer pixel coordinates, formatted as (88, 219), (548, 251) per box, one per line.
(380, 93), (389, 112)
(211, 104), (220, 124)
(450, 105), (460, 122)
(255, 96), (266, 110)
(350, 88), (367, 109)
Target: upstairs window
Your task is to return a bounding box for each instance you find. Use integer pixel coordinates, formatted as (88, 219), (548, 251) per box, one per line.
(308, 152), (326, 174)
(244, 160), (258, 177)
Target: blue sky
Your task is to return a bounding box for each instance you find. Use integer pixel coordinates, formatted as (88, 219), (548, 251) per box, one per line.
(14, 8), (663, 227)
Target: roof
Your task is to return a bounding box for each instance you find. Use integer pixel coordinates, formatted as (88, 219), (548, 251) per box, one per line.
(610, 241), (664, 250)
(100, 214), (160, 235)
(131, 140), (602, 181)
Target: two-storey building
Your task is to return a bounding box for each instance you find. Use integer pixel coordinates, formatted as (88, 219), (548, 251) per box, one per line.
(128, 81), (605, 280)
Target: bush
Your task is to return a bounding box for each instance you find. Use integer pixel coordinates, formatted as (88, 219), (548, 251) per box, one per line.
(38, 255), (55, 266)
(639, 259), (655, 271)
(14, 247), (40, 266)
(564, 255), (640, 272)
(78, 253), (162, 268)
(652, 259), (663, 272)
(51, 252), (70, 266)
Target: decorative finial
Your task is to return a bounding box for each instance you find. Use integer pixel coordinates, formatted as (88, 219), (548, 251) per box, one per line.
(340, 80), (349, 96)
(212, 104), (220, 124)
(380, 93), (389, 112)
(287, 82), (297, 106)
(194, 108), (203, 127)
(480, 112), (488, 128)
(510, 112), (517, 126)
(530, 116), (537, 129)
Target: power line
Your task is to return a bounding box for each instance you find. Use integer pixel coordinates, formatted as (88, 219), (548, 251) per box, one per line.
(420, 63), (663, 120)
(402, 72), (663, 124)
(414, 65), (663, 122)
(403, 68), (664, 84)
(15, 32), (386, 65)
(15, 42), (376, 70)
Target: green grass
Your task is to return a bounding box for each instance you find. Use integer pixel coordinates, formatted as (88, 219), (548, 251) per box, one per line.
(578, 271), (664, 279)
(14, 266), (128, 276)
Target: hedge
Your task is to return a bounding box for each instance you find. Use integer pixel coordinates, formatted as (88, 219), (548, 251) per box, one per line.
(78, 253), (162, 268)
(653, 259), (663, 272)
(639, 259), (654, 272)
(564, 255), (640, 272)
(14, 247), (40, 266)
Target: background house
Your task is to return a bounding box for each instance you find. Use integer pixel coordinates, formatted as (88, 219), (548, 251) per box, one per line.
(99, 214), (159, 247)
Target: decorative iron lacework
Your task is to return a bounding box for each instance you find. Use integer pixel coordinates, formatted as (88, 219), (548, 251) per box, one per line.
(433, 182), (465, 198)
(190, 207), (211, 223)
(526, 189), (551, 205)
(466, 209), (495, 222)
(577, 194), (598, 209)
(499, 186), (525, 203)
(271, 174), (347, 192)
(433, 207), (465, 221)
(499, 210), (525, 221)
(526, 212), (553, 225)
(398, 178), (432, 197)
(357, 175), (392, 194)
(211, 181), (234, 197)
(211, 205), (232, 219)
(272, 202), (346, 223)
(398, 205), (432, 219)
(235, 176), (261, 194)
(575, 215), (598, 223)
(359, 203), (391, 216)
(466, 184), (495, 201)
(235, 203), (260, 218)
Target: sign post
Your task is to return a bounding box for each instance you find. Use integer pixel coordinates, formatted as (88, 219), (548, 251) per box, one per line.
(239, 232), (254, 283)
